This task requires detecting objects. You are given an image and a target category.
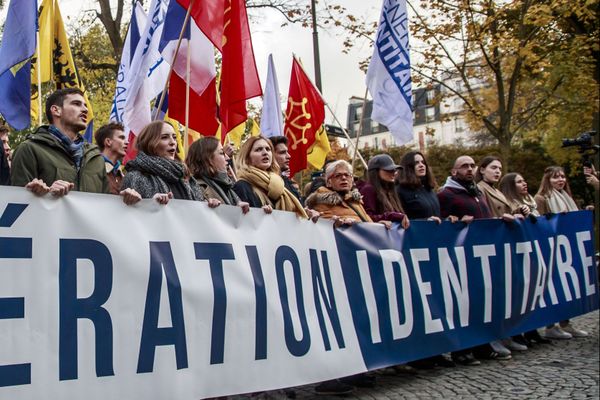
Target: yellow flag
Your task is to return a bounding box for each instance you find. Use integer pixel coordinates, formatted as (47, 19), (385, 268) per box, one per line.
(31, 0), (94, 131)
(307, 125), (331, 170)
(225, 121), (247, 148)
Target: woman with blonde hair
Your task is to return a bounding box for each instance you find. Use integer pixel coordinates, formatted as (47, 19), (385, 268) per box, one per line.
(534, 166), (590, 339)
(233, 135), (307, 218)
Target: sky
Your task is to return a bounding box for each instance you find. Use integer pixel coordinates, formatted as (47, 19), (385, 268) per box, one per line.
(1, 0), (382, 127)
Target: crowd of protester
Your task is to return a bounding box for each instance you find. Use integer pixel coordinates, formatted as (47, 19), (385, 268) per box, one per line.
(1, 88), (598, 397)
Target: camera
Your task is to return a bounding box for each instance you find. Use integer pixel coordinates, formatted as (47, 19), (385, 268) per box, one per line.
(561, 131), (596, 149)
(561, 130), (598, 168)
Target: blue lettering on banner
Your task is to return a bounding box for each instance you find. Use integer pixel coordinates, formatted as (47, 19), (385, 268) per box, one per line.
(0, 203), (32, 387)
(59, 239), (114, 380)
(246, 246), (268, 360)
(310, 249), (345, 351)
(137, 242), (188, 373)
(194, 243), (235, 365)
(335, 211), (599, 370)
(275, 246), (311, 357)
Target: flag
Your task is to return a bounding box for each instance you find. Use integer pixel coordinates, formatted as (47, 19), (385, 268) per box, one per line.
(160, 0), (219, 137)
(0, 0), (37, 130)
(219, 0), (262, 140)
(110, 2), (147, 125)
(32, 0), (95, 141)
(366, 0), (413, 144)
(284, 58), (325, 176)
(176, 0), (225, 50)
(260, 54), (284, 138)
(122, 0), (171, 138)
(307, 126), (331, 170)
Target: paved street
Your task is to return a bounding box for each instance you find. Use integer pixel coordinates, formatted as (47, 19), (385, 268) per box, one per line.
(241, 311), (599, 399)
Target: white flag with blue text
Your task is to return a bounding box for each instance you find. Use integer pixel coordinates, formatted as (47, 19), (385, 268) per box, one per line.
(260, 54), (284, 138)
(366, 0), (413, 144)
(122, 0), (170, 136)
(110, 2), (147, 125)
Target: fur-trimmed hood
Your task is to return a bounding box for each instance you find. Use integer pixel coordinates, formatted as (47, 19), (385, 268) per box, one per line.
(305, 186), (362, 208)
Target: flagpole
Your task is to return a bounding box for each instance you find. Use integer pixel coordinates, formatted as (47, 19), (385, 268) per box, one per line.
(351, 88), (369, 171)
(184, 41), (191, 153)
(325, 103), (368, 169)
(36, 30), (43, 125)
(154, 0), (195, 120)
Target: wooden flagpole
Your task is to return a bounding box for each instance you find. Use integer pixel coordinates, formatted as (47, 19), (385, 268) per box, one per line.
(36, 30), (43, 125)
(184, 41), (191, 153)
(154, 0), (196, 120)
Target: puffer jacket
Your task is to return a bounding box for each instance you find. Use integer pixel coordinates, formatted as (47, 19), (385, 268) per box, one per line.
(305, 186), (372, 222)
(11, 126), (108, 194)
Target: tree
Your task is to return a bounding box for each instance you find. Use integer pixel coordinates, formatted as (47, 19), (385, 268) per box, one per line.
(329, 0), (599, 167)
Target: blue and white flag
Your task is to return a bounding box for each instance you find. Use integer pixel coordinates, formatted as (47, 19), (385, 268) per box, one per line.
(260, 54), (284, 138)
(366, 0), (413, 144)
(122, 0), (170, 136)
(0, 0), (37, 130)
(110, 2), (147, 125)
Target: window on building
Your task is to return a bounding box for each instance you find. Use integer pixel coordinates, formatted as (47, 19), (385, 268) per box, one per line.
(426, 89), (436, 105)
(425, 106), (435, 122)
(374, 137), (379, 150)
(355, 106), (363, 121)
(455, 119), (464, 133)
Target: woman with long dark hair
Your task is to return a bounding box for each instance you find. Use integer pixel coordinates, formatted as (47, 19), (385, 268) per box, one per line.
(499, 172), (539, 217)
(186, 137), (249, 212)
(395, 151), (443, 222)
(359, 154), (409, 229)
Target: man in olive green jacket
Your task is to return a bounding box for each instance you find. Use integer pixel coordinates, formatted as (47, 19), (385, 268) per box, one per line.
(11, 88), (109, 196)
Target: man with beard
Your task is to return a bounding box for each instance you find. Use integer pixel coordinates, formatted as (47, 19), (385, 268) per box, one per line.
(94, 122), (128, 195)
(437, 155), (512, 365)
(269, 136), (302, 202)
(11, 88), (108, 196)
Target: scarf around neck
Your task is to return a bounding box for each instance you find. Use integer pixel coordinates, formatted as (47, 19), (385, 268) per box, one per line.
(48, 125), (85, 168)
(546, 189), (578, 213)
(126, 152), (201, 200)
(237, 166), (308, 218)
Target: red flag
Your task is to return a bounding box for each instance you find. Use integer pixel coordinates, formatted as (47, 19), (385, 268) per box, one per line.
(169, 73), (219, 137)
(284, 58), (326, 176)
(219, 0), (262, 138)
(176, 0), (225, 50)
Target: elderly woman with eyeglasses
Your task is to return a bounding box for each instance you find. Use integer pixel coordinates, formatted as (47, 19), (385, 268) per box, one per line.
(305, 160), (372, 226)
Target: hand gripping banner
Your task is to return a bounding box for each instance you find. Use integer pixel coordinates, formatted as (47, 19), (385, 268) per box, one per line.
(0, 186), (597, 399)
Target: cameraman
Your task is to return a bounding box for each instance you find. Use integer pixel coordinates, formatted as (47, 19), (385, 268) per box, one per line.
(584, 165), (599, 190)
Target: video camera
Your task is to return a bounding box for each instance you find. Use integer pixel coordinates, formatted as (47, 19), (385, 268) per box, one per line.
(561, 130), (599, 167)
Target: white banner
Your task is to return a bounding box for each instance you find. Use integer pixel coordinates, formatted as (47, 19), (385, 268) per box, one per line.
(0, 187), (364, 399)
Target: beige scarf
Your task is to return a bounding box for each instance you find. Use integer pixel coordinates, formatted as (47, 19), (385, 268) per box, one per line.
(237, 166), (308, 218)
(546, 189), (578, 213)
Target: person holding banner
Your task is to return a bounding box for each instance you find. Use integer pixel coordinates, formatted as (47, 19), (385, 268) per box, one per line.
(498, 172), (552, 347)
(534, 166), (591, 340)
(438, 155), (512, 364)
(11, 88), (108, 196)
(233, 136), (307, 218)
(396, 151), (448, 223)
(305, 160), (373, 226)
(186, 136), (249, 213)
(499, 172), (540, 218)
(122, 121), (216, 206)
(359, 153), (410, 229)
(475, 156), (523, 222)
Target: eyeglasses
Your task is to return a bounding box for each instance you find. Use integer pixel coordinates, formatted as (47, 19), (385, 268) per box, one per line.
(331, 172), (352, 180)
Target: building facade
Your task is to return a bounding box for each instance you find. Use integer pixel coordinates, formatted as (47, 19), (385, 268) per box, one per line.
(345, 80), (477, 151)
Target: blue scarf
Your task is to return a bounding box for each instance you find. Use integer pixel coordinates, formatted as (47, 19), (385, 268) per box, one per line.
(48, 125), (85, 169)
(102, 155), (122, 175)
